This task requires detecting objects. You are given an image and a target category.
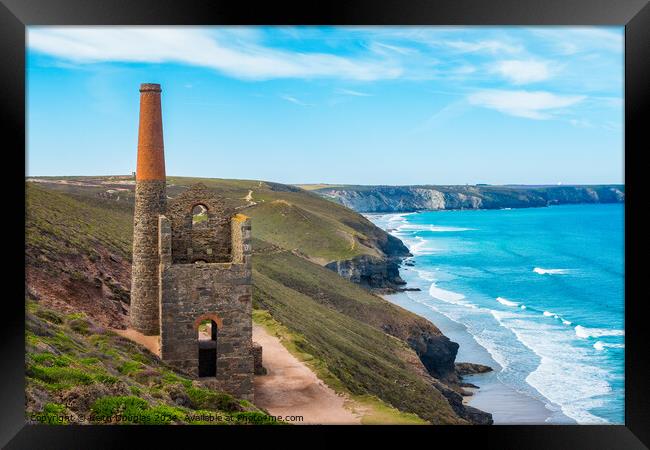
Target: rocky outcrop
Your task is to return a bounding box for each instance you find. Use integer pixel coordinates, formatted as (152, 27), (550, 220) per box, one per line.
(456, 362), (493, 376)
(407, 328), (460, 382)
(430, 378), (493, 425)
(316, 185), (625, 213)
(325, 254), (406, 290)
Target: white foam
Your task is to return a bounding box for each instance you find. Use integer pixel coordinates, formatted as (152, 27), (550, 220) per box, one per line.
(575, 325), (625, 339)
(534, 267), (571, 275)
(489, 310), (613, 424)
(408, 236), (439, 255)
(496, 297), (520, 307)
(562, 319), (572, 326)
(397, 223), (473, 232)
(428, 283), (477, 309)
(414, 269), (436, 282)
(594, 341), (625, 351)
(429, 225), (473, 232)
(520, 305), (527, 310)
(543, 311), (554, 317)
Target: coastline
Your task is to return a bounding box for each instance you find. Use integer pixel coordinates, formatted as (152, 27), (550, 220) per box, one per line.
(383, 290), (572, 424)
(366, 206), (625, 424)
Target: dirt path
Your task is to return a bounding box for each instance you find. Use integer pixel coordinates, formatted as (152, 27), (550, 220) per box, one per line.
(252, 324), (361, 425)
(113, 328), (160, 356)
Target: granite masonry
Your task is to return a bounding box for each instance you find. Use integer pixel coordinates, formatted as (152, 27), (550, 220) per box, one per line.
(129, 83), (259, 401)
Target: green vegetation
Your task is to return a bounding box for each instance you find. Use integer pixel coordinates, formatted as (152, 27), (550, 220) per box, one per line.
(26, 183), (133, 260)
(25, 299), (272, 425)
(167, 176), (397, 263)
(26, 176), (466, 425)
(252, 310), (428, 425)
(252, 260), (459, 424)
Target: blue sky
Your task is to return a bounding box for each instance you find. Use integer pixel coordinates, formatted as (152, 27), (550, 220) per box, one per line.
(27, 26), (624, 185)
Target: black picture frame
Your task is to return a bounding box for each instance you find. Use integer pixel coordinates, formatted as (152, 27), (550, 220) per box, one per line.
(2, 0), (648, 448)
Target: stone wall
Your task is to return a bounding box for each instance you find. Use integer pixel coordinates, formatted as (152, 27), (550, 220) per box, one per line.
(251, 342), (266, 375)
(130, 179), (166, 335)
(166, 184), (233, 264)
(158, 185), (255, 400)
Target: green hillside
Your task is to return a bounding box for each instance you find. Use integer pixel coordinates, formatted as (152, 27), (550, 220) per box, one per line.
(25, 178), (481, 424)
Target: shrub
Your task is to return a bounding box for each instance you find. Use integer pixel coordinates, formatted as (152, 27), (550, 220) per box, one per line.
(117, 361), (142, 375)
(27, 365), (94, 390)
(90, 396), (149, 424)
(186, 386), (240, 412)
(32, 403), (69, 425)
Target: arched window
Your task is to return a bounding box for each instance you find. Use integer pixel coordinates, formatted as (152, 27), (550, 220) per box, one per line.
(192, 204), (208, 228)
(197, 318), (218, 377)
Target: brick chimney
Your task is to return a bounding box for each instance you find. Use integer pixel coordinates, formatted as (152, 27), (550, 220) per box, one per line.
(130, 83), (167, 335)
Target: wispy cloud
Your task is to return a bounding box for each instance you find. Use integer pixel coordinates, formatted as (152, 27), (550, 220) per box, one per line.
(335, 88), (373, 97)
(468, 89), (585, 119)
(444, 39), (522, 54)
(280, 95), (312, 106)
(568, 118), (593, 128)
(530, 28), (623, 55)
(28, 27), (402, 81)
(414, 100), (469, 132)
(491, 59), (554, 84)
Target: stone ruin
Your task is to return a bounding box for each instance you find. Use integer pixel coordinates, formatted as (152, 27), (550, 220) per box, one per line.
(129, 83), (260, 401)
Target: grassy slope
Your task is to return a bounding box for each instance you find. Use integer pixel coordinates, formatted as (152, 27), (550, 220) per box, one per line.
(26, 179), (463, 424)
(168, 176), (394, 263)
(25, 299), (273, 425)
(26, 184), (133, 261)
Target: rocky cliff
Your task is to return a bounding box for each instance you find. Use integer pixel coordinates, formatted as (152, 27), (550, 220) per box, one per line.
(313, 184), (624, 213)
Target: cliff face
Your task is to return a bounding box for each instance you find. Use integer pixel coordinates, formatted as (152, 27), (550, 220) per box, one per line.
(315, 185), (625, 213)
(325, 255), (406, 290)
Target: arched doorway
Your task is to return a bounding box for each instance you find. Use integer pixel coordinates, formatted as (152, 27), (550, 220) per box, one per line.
(192, 204), (209, 228)
(197, 317), (219, 377)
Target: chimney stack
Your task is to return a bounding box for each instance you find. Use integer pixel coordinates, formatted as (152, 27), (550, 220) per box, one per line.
(130, 83), (167, 335)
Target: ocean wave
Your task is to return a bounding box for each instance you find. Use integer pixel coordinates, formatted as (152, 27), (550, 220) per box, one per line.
(396, 223), (473, 232)
(575, 325), (625, 339)
(413, 268), (436, 282)
(408, 236), (439, 255)
(543, 311), (560, 318)
(428, 283), (478, 309)
(534, 267), (571, 275)
(388, 213), (414, 222)
(496, 297), (520, 307)
(490, 310), (613, 424)
(594, 341), (625, 351)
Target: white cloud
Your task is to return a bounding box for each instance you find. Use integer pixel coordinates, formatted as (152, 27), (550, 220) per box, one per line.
(491, 59), (554, 84)
(453, 65), (477, 75)
(280, 95), (312, 106)
(27, 27), (402, 81)
(444, 39), (522, 54)
(468, 89), (585, 119)
(530, 28), (623, 55)
(568, 118), (593, 128)
(370, 42), (418, 56)
(335, 88), (372, 97)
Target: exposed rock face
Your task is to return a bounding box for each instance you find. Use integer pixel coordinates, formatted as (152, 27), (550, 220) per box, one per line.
(456, 362), (494, 376)
(324, 215), (411, 291)
(325, 254), (406, 290)
(430, 379), (493, 425)
(407, 331), (460, 382)
(317, 185), (625, 213)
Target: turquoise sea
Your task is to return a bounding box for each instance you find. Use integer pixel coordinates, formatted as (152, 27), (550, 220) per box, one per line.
(368, 204), (624, 424)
